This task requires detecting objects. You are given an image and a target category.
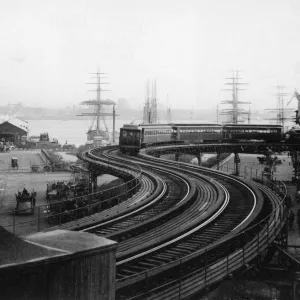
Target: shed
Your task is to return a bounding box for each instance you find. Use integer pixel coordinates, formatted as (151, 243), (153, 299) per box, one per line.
(0, 117), (29, 144)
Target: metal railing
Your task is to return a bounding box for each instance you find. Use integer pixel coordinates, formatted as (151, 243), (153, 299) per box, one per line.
(121, 148), (288, 299)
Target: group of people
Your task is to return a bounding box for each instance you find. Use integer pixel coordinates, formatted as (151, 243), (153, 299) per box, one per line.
(0, 140), (14, 152)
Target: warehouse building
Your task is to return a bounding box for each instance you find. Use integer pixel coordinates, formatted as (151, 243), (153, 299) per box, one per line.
(0, 117), (29, 145)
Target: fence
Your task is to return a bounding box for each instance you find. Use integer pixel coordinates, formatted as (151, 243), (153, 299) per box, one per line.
(1, 160), (142, 235)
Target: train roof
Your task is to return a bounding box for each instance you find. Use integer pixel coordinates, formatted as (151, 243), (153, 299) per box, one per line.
(138, 123), (171, 127)
(121, 124), (172, 130)
(141, 125), (172, 129)
(173, 123), (221, 127)
(223, 124), (283, 128)
(121, 124), (141, 129)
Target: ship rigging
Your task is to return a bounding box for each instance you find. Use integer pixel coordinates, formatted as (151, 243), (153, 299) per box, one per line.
(78, 69), (117, 146)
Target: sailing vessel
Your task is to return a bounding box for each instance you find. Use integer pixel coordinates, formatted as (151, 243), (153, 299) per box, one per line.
(78, 70), (116, 147)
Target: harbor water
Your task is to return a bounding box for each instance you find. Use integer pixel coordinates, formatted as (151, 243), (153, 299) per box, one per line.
(27, 119), (133, 147)
(27, 119), (220, 147)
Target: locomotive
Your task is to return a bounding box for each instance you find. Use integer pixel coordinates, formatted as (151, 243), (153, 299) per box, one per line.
(119, 123), (285, 155)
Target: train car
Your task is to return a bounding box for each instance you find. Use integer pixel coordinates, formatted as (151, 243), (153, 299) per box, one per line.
(284, 127), (300, 144)
(222, 124), (284, 143)
(141, 124), (173, 145)
(173, 124), (222, 143)
(119, 124), (173, 154)
(119, 125), (142, 154)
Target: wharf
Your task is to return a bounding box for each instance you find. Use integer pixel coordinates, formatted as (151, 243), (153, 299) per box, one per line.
(0, 150), (71, 235)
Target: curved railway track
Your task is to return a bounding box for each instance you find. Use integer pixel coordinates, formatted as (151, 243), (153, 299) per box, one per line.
(54, 145), (286, 300)
(83, 169), (188, 237)
(78, 147), (271, 300)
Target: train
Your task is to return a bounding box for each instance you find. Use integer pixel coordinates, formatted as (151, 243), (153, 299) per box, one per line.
(119, 123), (299, 155)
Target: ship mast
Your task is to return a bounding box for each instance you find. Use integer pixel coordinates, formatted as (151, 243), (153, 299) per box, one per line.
(96, 69), (101, 132)
(78, 69), (117, 143)
(220, 70), (251, 123)
(142, 79), (158, 124)
(265, 84), (294, 128)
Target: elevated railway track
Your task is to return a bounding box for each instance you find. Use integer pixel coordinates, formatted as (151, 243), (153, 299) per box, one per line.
(44, 144), (288, 299)
(75, 146), (287, 299)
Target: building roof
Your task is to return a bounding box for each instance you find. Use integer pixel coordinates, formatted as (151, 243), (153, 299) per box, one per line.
(0, 117), (29, 133)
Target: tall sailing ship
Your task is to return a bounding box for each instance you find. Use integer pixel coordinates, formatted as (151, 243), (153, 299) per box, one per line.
(78, 70), (116, 147)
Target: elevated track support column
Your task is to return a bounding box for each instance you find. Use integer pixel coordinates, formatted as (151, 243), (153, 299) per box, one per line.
(234, 152), (240, 176)
(216, 152), (221, 170)
(197, 152), (202, 166)
(93, 175), (98, 192)
(89, 169), (93, 194)
(88, 168), (97, 203)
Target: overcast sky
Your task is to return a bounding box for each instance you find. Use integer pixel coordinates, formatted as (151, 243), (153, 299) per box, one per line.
(0, 0), (300, 111)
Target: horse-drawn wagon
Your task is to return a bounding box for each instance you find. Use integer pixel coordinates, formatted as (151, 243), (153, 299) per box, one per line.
(15, 189), (36, 215)
(11, 157), (18, 169)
